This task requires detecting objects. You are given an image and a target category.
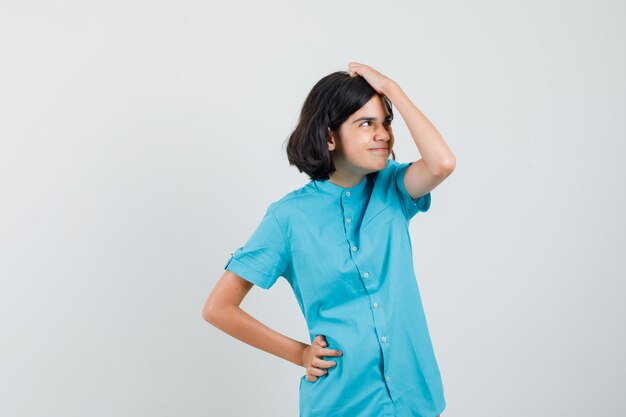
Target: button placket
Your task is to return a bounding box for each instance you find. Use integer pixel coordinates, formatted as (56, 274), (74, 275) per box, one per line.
(343, 190), (358, 257)
(342, 182), (394, 392)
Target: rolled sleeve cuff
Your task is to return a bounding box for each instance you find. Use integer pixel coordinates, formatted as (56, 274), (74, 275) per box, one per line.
(224, 253), (274, 290)
(395, 162), (432, 219)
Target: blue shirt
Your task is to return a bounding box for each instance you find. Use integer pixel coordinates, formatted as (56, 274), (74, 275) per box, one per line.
(224, 158), (446, 417)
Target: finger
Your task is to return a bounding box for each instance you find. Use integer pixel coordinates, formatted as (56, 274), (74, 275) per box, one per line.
(307, 365), (328, 377)
(312, 357), (338, 369)
(317, 347), (343, 357)
(349, 62), (365, 72)
(348, 63), (361, 76)
(315, 335), (327, 347)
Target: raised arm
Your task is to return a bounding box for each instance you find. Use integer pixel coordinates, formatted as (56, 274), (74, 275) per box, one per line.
(383, 81), (455, 199)
(347, 62), (456, 199)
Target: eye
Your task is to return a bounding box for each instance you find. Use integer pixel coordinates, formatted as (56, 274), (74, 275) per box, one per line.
(360, 120), (392, 127)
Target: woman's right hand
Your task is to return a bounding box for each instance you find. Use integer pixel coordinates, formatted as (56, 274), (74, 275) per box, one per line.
(301, 335), (342, 382)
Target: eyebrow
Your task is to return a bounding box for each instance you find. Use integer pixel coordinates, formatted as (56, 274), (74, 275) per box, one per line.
(352, 115), (393, 124)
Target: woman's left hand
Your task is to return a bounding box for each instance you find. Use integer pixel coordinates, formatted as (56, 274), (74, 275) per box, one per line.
(347, 62), (396, 96)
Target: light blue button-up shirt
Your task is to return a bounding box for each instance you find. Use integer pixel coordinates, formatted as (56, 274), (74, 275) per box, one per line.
(224, 158), (446, 417)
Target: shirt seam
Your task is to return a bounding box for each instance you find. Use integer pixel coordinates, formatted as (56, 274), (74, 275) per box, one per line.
(268, 208), (293, 275)
(395, 161), (429, 222)
(270, 187), (319, 210)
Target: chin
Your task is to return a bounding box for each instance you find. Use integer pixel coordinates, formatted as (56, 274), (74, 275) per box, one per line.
(370, 159), (388, 172)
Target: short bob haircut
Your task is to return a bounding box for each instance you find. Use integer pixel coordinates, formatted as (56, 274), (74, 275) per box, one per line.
(285, 71), (396, 181)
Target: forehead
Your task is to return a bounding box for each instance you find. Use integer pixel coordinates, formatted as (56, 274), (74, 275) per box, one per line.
(350, 95), (390, 119)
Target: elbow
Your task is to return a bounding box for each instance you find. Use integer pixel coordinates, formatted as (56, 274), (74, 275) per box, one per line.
(202, 302), (218, 324)
(433, 156), (456, 177)
(202, 308), (212, 323)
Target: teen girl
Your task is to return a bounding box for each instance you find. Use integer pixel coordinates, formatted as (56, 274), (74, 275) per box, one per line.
(203, 62), (455, 417)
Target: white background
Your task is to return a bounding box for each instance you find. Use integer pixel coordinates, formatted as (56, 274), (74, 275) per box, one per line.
(1, 1), (625, 416)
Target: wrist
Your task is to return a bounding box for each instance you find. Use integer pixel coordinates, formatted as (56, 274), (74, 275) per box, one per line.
(299, 344), (309, 367)
(383, 80), (401, 98)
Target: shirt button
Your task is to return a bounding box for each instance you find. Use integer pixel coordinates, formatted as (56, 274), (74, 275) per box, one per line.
(363, 272), (369, 278)
(346, 217), (352, 223)
(385, 375), (391, 383)
(373, 302), (379, 309)
(352, 246), (358, 252)
(345, 191), (351, 197)
(381, 336), (387, 343)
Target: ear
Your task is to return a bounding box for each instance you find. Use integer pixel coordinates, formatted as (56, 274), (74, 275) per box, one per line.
(327, 127), (336, 151)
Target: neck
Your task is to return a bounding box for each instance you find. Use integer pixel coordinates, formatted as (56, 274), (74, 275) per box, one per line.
(328, 171), (366, 188)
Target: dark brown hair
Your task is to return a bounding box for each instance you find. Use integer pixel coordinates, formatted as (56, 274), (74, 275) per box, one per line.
(285, 71), (395, 181)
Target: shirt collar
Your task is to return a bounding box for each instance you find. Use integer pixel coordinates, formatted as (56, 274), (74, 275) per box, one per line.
(312, 174), (369, 199)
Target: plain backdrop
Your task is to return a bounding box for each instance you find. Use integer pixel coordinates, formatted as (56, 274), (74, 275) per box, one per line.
(1, 1), (625, 416)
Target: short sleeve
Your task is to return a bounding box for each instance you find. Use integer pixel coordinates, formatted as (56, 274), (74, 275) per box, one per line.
(224, 208), (290, 290)
(394, 161), (431, 221)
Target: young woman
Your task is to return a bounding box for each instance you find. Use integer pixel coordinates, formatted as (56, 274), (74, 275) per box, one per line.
(203, 62), (455, 417)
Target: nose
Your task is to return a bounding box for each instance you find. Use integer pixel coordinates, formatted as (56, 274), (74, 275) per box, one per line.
(374, 124), (391, 142)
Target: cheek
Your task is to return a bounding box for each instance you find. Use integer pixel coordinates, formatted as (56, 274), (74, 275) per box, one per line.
(340, 141), (361, 156)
